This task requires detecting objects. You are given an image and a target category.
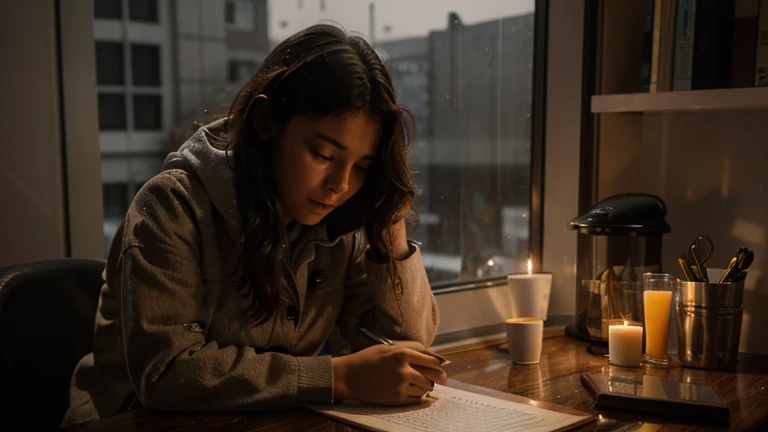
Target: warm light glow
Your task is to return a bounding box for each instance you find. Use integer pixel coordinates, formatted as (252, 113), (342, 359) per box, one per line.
(527, 258), (533, 275)
(487, 259), (494, 267)
(624, 320), (628, 326)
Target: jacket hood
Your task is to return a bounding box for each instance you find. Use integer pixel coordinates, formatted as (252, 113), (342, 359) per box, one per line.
(162, 118), (242, 239)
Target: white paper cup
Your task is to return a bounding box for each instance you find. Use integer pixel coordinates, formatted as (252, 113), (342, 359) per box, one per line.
(506, 273), (552, 320)
(505, 318), (543, 364)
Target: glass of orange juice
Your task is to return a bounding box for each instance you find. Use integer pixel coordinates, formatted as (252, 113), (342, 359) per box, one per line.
(642, 273), (676, 366)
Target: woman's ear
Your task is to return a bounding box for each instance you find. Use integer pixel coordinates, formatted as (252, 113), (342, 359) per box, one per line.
(250, 94), (274, 141)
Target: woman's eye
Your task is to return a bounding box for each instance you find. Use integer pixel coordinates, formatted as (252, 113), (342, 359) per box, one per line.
(354, 164), (370, 172)
(312, 149), (332, 161)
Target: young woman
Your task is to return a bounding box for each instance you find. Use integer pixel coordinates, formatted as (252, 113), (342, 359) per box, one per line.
(62, 24), (446, 426)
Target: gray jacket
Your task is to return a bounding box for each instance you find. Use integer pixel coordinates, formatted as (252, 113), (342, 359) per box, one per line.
(62, 119), (439, 426)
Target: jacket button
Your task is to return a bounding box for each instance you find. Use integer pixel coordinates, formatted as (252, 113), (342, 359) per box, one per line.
(286, 304), (298, 322)
(394, 276), (403, 294)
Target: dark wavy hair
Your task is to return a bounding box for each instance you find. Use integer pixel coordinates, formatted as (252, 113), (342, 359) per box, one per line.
(224, 24), (417, 324)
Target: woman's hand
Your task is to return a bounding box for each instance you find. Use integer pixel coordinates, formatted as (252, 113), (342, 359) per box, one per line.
(332, 345), (448, 405)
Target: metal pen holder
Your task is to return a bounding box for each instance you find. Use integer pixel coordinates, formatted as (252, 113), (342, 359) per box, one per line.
(676, 279), (744, 370)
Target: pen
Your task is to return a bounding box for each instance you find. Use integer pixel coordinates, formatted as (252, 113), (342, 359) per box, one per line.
(355, 323), (450, 365)
(355, 324), (446, 400)
(356, 323), (394, 345)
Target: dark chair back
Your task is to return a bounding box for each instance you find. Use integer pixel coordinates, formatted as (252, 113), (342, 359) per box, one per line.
(0, 258), (105, 430)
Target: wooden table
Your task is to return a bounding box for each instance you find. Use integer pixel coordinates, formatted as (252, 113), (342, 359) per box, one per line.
(65, 329), (768, 431)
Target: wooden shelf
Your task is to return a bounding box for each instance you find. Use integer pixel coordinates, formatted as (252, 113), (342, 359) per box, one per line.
(591, 87), (768, 113)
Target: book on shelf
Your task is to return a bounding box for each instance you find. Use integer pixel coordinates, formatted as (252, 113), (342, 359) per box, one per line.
(642, 0), (768, 92)
(650, 0), (679, 92)
(758, 0), (768, 86)
(673, 0), (697, 90)
(730, 0), (759, 88)
(642, 0), (655, 91)
(691, 0), (736, 90)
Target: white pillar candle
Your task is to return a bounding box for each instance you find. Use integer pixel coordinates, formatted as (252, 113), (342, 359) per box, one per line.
(506, 259), (553, 320)
(608, 321), (643, 367)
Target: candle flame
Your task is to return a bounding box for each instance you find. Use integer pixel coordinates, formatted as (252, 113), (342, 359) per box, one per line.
(527, 258), (532, 275)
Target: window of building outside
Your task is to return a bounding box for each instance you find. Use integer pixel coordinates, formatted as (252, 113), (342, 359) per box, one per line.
(95, 42), (124, 85)
(94, 0), (122, 20)
(93, 0), (539, 291)
(228, 59), (260, 83)
(133, 94), (163, 130)
(97, 93), (126, 130)
(129, 0), (159, 23)
(225, 1), (236, 24)
(131, 44), (161, 86)
(226, 0), (256, 30)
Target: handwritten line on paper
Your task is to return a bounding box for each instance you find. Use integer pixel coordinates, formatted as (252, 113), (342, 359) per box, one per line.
(306, 384), (592, 432)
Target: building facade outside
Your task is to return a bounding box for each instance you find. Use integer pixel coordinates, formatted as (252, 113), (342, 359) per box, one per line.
(94, 0), (269, 253)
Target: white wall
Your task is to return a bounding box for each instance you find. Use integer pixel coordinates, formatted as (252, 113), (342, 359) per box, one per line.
(540, 0), (583, 320)
(60, 0), (105, 259)
(0, 1), (103, 266)
(0, 1), (67, 266)
(599, 110), (768, 355)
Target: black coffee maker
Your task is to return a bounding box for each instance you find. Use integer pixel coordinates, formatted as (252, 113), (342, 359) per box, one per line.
(566, 193), (671, 348)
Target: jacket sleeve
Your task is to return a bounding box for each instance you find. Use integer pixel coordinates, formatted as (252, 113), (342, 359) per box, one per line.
(116, 173), (333, 412)
(335, 230), (439, 352)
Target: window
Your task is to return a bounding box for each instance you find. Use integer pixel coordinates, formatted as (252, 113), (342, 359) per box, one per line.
(225, 0), (255, 30)
(228, 59), (259, 83)
(131, 44), (160, 86)
(90, 1), (540, 292)
(129, 0), (158, 23)
(94, 0), (122, 19)
(133, 94), (162, 130)
(225, 1), (236, 24)
(95, 42), (124, 85)
(97, 93), (126, 130)
(102, 182), (128, 252)
(374, 9), (537, 287)
(102, 183), (129, 220)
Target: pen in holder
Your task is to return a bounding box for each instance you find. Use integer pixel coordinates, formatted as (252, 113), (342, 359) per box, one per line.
(676, 276), (745, 370)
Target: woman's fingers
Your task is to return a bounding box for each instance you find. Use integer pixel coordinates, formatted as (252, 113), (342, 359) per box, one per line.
(405, 367), (434, 392)
(400, 348), (445, 372)
(398, 348), (447, 386)
(406, 383), (430, 398)
(412, 364), (447, 385)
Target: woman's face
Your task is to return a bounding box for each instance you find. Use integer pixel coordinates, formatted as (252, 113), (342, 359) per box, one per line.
(271, 110), (381, 226)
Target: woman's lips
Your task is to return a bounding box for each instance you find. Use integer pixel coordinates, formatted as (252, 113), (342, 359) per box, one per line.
(309, 198), (335, 212)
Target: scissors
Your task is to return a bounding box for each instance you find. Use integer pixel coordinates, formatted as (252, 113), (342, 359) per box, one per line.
(688, 235), (714, 282)
(719, 247), (754, 283)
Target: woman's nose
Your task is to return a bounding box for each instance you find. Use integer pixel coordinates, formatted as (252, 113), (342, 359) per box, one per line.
(324, 165), (350, 195)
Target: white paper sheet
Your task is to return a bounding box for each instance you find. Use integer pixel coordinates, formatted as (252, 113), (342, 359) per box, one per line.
(306, 384), (593, 432)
